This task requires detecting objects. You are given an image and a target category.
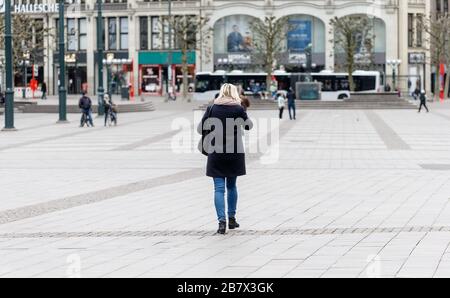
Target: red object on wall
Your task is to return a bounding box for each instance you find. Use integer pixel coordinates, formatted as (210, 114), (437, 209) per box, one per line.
(30, 79), (38, 92)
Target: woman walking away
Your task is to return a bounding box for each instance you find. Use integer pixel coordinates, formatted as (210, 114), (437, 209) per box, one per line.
(418, 90), (429, 113)
(198, 83), (253, 235)
(277, 92), (286, 119)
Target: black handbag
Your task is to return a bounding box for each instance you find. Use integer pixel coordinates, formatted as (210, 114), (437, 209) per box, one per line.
(198, 105), (214, 156)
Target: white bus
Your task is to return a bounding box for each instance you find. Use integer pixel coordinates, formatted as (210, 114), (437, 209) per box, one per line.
(194, 70), (291, 101)
(193, 70), (382, 101)
(295, 70), (382, 100)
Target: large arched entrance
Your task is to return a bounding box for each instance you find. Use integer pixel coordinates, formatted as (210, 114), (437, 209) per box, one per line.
(282, 14), (326, 72)
(333, 14), (386, 73)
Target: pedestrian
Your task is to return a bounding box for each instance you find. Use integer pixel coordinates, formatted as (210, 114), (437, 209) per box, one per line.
(270, 82), (278, 100)
(277, 92), (286, 119)
(0, 92), (5, 105)
(385, 84), (391, 92)
(287, 88), (296, 120)
(413, 87), (420, 100)
(78, 92), (94, 127)
(104, 94), (117, 126)
(197, 83), (253, 235)
(418, 90), (429, 113)
(41, 82), (47, 100)
(104, 94), (111, 126)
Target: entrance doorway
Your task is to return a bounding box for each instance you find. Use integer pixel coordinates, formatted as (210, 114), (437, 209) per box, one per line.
(67, 66), (87, 95)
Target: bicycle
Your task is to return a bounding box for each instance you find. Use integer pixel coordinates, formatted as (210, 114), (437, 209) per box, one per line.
(80, 110), (94, 127)
(105, 107), (118, 126)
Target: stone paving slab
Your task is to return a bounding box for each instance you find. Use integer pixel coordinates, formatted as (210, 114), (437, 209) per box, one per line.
(1, 108), (450, 277)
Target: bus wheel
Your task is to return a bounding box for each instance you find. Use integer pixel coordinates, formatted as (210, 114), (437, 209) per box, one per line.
(338, 94), (349, 100)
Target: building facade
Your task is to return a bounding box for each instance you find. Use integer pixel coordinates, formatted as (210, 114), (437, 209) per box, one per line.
(9, 0), (431, 97)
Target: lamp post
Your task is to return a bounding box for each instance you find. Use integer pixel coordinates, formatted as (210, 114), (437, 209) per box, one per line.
(167, 0), (173, 101)
(20, 60), (30, 99)
(3, 0), (15, 131)
(57, 0), (68, 123)
(97, 0), (105, 116)
(103, 58), (112, 98)
(21, 57), (30, 99)
(387, 59), (401, 91)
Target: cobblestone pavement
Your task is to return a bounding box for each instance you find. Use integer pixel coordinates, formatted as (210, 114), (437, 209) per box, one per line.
(1, 102), (450, 278)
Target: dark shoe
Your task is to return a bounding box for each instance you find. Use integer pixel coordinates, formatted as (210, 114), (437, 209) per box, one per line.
(217, 221), (226, 235)
(228, 218), (240, 230)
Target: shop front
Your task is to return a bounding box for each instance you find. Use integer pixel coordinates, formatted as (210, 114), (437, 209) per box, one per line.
(138, 51), (196, 96)
(95, 51), (134, 99)
(53, 52), (87, 95)
(174, 65), (195, 94)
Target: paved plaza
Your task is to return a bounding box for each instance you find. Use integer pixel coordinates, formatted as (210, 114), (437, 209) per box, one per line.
(1, 100), (450, 278)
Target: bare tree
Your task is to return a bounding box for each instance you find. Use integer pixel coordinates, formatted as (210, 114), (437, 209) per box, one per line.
(0, 15), (52, 77)
(250, 16), (289, 90)
(421, 13), (450, 100)
(330, 15), (374, 91)
(168, 15), (212, 101)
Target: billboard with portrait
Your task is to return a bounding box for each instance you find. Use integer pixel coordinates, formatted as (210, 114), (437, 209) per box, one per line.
(288, 20), (312, 53)
(214, 15), (255, 54)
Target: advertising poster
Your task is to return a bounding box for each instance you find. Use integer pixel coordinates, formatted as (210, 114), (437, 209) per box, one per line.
(214, 15), (254, 54)
(288, 20), (312, 53)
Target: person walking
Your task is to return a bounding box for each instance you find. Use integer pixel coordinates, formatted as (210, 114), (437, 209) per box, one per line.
(413, 87), (420, 101)
(78, 92), (94, 127)
(277, 92), (286, 119)
(287, 88), (296, 120)
(198, 83), (253, 235)
(418, 90), (429, 113)
(104, 94), (118, 126)
(41, 82), (47, 100)
(104, 94), (111, 126)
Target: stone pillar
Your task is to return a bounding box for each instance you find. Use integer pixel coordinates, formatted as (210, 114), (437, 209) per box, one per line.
(201, 14), (215, 73)
(128, 10), (139, 99)
(86, 14), (95, 96)
(398, 0), (409, 92)
(324, 17), (334, 71)
(424, 0), (432, 95)
(44, 14), (54, 95)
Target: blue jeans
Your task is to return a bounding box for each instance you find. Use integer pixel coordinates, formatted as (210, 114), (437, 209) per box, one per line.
(81, 109), (94, 127)
(213, 177), (238, 222)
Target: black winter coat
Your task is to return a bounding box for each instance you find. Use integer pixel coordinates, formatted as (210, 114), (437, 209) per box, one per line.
(198, 104), (253, 178)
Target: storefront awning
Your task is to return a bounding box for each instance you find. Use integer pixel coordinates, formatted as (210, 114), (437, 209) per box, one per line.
(138, 51), (195, 65)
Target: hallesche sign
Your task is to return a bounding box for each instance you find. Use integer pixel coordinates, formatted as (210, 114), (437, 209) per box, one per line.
(0, 3), (60, 14)
(14, 4), (60, 13)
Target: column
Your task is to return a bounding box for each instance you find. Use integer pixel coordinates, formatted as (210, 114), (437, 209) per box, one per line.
(128, 10), (139, 98)
(44, 15), (55, 95)
(398, 0), (409, 92)
(424, 0), (432, 95)
(324, 18), (334, 71)
(86, 1), (96, 95)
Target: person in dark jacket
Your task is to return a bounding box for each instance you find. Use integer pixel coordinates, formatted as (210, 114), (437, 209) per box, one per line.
(198, 83), (253, 235)
(41, 82), (47, 100)
(418, 90), (429, 113)
(287, 88), (296, 120)
(78, 92), (94, 127)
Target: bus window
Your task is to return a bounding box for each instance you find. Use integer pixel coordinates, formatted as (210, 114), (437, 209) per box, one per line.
(353, 76), (376, 92)
(335, 77), (350, 91)
(194, 75), (224, 93)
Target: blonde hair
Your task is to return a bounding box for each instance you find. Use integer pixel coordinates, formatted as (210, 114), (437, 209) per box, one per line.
(217, 83), (241, 102)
